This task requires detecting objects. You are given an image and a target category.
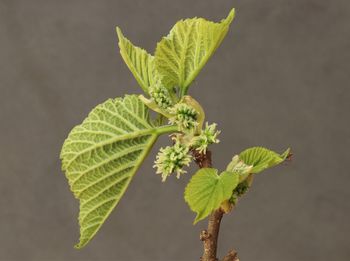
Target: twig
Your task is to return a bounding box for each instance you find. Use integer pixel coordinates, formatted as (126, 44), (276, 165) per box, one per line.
(192, 149), (239, 261)
(200, 208), (224, 261)
(221, 250), (239, 261)
(192, 149), (212, 168)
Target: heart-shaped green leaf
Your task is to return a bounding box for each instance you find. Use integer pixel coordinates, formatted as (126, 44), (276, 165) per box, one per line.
(184, 168), (239, 224)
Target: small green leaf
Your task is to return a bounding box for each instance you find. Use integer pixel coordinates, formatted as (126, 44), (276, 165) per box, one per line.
(116, 27), (158, 94)
(184, 168), (239, 224)
(155, 9), (235, 96)
(239, 147), (290, 174)
(60, 95), (177, 248)
(226, 155), (253, 182)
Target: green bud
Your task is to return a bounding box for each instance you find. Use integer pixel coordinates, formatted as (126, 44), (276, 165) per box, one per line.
(229, 175), (254, 205)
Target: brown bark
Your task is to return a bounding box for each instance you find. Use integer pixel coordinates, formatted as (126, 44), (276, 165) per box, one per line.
(192, 149), (212, 168)
(200, 208), (224, 261)
(221, 250), (239, 261)
(192, 150), (239, 261)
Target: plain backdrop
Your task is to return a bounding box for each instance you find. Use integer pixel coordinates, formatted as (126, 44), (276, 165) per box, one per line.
(0, 0), (349, 260)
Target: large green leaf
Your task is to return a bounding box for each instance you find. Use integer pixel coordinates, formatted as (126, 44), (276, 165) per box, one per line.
(184, 168), (239, 224)
(117, 27), (158, 94)
(155, 8), (235, 96)
(60, 95), (176, 248)
(239, 147), (290, 174)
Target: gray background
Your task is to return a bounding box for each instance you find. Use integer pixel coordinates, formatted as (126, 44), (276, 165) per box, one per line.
(0, 0), (349, 260)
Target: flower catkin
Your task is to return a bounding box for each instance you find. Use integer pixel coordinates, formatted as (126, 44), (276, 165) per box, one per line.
(169, 103), (198, 132)
(191, 122), (220, 153)
(154, 142), (192, 182)
(149, 84), (174, 109)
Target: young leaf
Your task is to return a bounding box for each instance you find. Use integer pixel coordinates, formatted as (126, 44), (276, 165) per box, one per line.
(155, 8), (235, 96)
(116, 27), (158, 94)
(226, 155), (253, 182)
(239, 147), (290, 174)
(184, 168), (239, 224)
(60, 95), (177, 248)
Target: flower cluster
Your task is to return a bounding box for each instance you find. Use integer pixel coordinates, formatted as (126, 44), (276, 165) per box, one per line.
(149, 84), (174, 109)
(191, 122), (220, 153)
(146, 93), (220, 181)
(154, 141), (192, 182)
(169, 103), (198, 132)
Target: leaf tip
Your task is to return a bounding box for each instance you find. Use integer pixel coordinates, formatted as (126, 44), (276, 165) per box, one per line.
(116, 26), (122, 36)
(229, 8), (235, 19)
(74, 241), (84, 250)
(193, 214), (202, 225)
(282, 147), (292, 160)
(116, 26), (125, 45)
(225, 8), (235, 24)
